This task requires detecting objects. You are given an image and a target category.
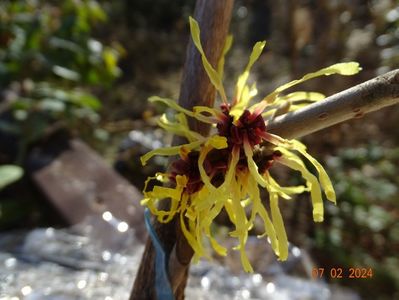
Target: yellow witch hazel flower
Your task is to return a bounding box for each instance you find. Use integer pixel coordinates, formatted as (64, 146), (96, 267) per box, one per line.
(140, 17), (361, 272)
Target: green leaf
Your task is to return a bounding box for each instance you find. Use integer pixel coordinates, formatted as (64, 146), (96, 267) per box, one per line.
(0, 165), (23, 190)
(103, 47), (121, 77)
(39, 98), (66, 112)
(52, 65), (80, 81)
(49, 37), (83, 53)
(70, 92), (101, 110)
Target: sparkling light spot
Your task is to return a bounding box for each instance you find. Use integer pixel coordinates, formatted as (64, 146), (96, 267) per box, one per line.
(241, 289), (251, 299)
(252, 273), (262, 285)
(266, 282), (275, 294)
(99, 272), (109, 281)
(102, 211), (113, 222)
(77, 279), (87, 289)
(117, 221), (129, 232)
(21, 286), (32, 296)
(5, 257), (17, 268)
(102, 250), (112, 261)
(292, 246), (301, 257)
(200, 277), (210, 290)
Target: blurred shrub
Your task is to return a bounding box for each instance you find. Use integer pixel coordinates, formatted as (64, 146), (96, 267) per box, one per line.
(0, 0), (123, 162)
(123, 0), (194, 30)
(315, 144), (399, 299)
(0, 165), (23, 190)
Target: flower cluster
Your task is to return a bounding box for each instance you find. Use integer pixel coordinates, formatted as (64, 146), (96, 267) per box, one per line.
(140, 17), (361, 272)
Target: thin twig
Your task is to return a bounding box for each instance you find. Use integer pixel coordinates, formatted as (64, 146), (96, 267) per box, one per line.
(129, 1), (233, 299)
(267, 69), (399, 139)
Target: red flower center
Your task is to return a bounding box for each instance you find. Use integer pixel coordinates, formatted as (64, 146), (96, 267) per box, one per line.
(169, 105), (280, 195)
(217, 104), (267, 147)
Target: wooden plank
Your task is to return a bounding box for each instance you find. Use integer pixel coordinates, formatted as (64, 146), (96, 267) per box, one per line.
(31, 138), (145, 240)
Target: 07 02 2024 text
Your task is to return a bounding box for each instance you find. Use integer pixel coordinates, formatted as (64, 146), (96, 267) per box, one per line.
(311, 267), (373, 279)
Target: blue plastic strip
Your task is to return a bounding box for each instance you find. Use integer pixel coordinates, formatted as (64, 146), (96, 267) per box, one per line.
(144, 208), (175, 300)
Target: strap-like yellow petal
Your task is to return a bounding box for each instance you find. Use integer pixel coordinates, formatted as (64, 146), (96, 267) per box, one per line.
(158, 113), (204, 142)
(246, 175), (279, 255)
(290, 141), (336, 204)
(189, 17), (227, 103)
(234, 41), (266, 104)
(281, 139), (336, 204)
(270, 193), (289, 260)
(273, 62), (361, 95)
(265, 172), (307, 199)
(276, 149), (324, 222)
(140, 140), (202, 166)
(206, 135), (228, 149)
(276, 91), (325, 103)
(149, 96), (194, 116)
(243, 141), (268, 187)
(217, 34), (233, 79)
(230, 41), (265, 121)
(193, 105), (225, 121)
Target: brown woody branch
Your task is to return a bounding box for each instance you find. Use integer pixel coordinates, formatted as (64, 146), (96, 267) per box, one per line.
(267, 69), (399, 139)
(129, 1), (233, 299)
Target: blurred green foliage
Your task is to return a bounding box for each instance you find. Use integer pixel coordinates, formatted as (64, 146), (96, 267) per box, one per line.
(0, 0), (122, 161)
(315, 144), (399, 299)
(0, 165), (23, 190)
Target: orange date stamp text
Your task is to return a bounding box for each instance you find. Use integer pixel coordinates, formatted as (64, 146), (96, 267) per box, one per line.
(311, 267), (373, 279)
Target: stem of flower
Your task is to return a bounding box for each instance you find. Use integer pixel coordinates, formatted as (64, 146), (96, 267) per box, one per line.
(267, 69), (399, 139)
(129, 1), (234, 299)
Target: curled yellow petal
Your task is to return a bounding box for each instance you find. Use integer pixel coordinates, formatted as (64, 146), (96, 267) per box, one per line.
(243, 141), (268, 187)
(270, 193), (289, 260)
(239, 240), (253, 273)
(149, 96), (194, 116)
(246, 175), (279, 255)
(235, 41), (265, 103)
(264, 172), (307, 199)
(273, 62), (361, 95)
(189, 17), (227, 103)
(179, 194), (207, 258)
(175, 174), (188, 187)
(203, 201), (227, 256)
(206, 135), (228, 149)
(250, 62), (361, 113)
(230, 83), (258, 122)
(276, 91), (325, 103)
(219, 146), (240, 190)
(276, 148), (324, 222)
(193, 105), (225, 121)
(297, 149), (336, 204)
(197, 135), (228, 191)
(158, 113), (203, 142)
(225, 179), (253, 273)
(286, 140), (336, 204)
(224, 195), (253, 272)
(230, 41), (265, 121)
(180, 207), (203, 256)
(140, 140), (203, 166)
(217, 34), (233, 79)
(150, 96), (216, 125)
(206, 227), (228, 256)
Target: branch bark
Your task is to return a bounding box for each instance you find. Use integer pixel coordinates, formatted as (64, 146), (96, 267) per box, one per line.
(267, 69), (399, 139)
(129, 1), (233, 299)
